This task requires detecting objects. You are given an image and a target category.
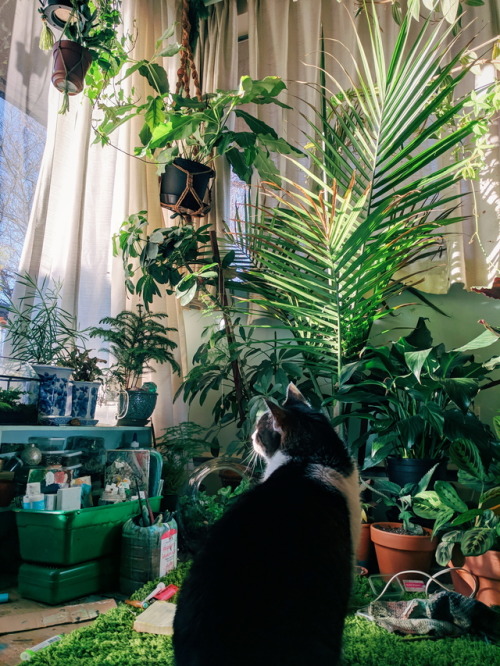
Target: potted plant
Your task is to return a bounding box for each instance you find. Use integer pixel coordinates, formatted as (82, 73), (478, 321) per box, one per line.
(89, 305), (180, 426)
(91, 21), (302, 215)
(334, 318), (500, 485)
(62, 345), (105, 424)
(412, 474), (500, 606)
(3, 273), (83, 423)
(367, 465), (439, 578)
(38, 0), (126, 112)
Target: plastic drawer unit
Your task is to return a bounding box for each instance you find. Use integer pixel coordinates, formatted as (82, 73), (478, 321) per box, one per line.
(14, 496), (161, 566)
(18, 556), (116, 605)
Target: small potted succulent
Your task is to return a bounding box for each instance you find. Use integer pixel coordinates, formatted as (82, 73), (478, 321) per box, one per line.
(3, 273), (82, 423)
(89, 305), (180, 426)
(38, 0), (126, 112)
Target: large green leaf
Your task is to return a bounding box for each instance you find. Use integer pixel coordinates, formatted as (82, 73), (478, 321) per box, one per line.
(434, 480), (468, 513)
(461, 527), (496, 556)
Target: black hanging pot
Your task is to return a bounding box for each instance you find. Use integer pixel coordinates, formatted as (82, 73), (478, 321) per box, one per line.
(386, 456), (448, 487)
(51, 40), (92, 95)
(160, 158), (215, 216)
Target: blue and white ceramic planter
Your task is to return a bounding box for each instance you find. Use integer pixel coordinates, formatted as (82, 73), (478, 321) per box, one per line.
(31, 364), (72, 420)
(71, 381), (100, 422)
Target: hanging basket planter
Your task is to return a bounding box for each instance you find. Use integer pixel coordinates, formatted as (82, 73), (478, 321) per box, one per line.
(51, 40), (92, 94)
(160, 158), (215, 217)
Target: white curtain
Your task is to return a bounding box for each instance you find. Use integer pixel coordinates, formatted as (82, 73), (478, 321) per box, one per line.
(244, 0), (500, 293)
(14, 0), (189, 432)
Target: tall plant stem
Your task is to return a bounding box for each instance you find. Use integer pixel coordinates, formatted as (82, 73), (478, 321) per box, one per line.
(209, 231), (248, 425)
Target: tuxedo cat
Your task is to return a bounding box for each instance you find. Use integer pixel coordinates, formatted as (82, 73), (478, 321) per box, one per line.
(173, 383), (360, 666)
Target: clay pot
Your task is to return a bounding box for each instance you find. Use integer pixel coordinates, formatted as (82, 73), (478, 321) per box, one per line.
(449, 551), (500, 606)
(357, 522), (372, 568)
(370, 522), (437, 580)
(52, 40), (92, 94)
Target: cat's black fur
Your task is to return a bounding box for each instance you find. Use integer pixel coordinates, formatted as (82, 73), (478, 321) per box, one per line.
(173, 384), (359, 666)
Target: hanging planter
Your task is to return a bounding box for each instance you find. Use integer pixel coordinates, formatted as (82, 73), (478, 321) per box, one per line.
(160, 158), (215, 217)
(51, 40), (93, 94)
(38, 1), (125, 112)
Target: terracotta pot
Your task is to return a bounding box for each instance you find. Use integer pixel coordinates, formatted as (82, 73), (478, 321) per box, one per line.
(449, 551), (500, 606)
(357, 522), (372, 567)
(370, 522), (437, 580)
(52, 40), (92, 94)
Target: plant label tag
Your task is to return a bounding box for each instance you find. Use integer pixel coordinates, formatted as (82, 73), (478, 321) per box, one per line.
(403, 579), (426, 592)
(160, 522), (178, 577)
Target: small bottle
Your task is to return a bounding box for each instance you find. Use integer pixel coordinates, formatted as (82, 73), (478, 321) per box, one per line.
(30, 493), (45, 511)
(130, 433), (140, 448)
(20, 635), (62, 661)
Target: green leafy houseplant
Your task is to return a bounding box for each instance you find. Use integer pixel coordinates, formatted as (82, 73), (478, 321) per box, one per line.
(91, 22), (302, 188)
(114, 212), (312, 454)
(227, 7), (500, 402)
(334, 318), (500, 468)
(366, 464), (439, 535)
(413, 481), (500, 566)
(3, 273), (82, 366)
(38, 0), (127, 111)
(62, 346), (105, 382)
(89, 305), (180, 390)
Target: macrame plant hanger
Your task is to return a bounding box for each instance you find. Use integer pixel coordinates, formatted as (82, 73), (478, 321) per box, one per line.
(160, 0), (215, 218)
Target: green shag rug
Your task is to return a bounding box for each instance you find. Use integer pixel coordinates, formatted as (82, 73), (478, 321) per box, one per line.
(22, 565), (500, 666)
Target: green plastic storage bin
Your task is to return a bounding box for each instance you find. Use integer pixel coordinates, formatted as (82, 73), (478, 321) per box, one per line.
(18, 556), (116, 605)
(14, 496), (161, 566)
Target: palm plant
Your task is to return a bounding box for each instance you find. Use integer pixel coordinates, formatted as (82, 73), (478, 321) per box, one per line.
(229, 8), (499, 402)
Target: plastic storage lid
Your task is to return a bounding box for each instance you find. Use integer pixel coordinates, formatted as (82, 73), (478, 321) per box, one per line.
(29, 437), (67, 451)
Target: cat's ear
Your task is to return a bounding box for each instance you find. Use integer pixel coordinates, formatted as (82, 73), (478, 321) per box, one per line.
(284, 382), (308, 406)
(264, 399), (288, 433)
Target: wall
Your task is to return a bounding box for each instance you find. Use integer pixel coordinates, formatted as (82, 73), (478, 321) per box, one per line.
(181, 283), (500, 450)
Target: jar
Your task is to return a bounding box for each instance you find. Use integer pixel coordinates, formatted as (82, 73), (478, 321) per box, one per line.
(176, 457), (252, 556)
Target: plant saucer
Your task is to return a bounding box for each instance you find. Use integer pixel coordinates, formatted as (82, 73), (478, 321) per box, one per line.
(38, 416), (72, 426)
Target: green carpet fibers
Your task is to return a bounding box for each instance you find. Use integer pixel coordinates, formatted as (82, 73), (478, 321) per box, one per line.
(23, 566), (500, 666)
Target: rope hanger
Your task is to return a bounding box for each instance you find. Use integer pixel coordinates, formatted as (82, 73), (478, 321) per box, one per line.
(161, 0), (215, 218)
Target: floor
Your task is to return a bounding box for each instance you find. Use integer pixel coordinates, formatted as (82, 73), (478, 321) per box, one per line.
(0, 573), (122, 666)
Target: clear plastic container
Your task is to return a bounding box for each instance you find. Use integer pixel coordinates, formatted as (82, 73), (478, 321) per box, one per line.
(0, 357), (40, 425)
(176, 457), (251, 555)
